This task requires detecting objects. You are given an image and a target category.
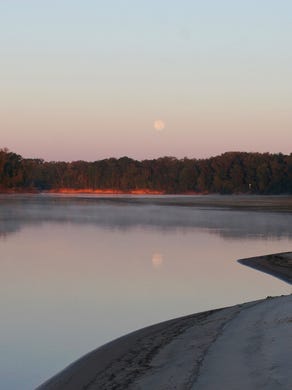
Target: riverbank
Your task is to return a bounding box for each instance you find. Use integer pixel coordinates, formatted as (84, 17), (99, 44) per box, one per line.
(239, 252), (292, 284)
(1, 193), (292, 213)
(0, 188), (166, 195)
(37, 294), (292, 390)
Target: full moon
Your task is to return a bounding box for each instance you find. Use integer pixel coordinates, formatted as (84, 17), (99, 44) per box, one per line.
(152, 253), (163, 269)
(154, 119), (165, 131)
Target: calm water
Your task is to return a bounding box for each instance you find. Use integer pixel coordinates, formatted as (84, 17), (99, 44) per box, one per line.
(0, 195), (291, 390)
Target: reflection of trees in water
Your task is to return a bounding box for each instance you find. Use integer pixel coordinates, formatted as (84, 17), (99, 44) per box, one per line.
(0, 221), (21, 238)
(0, 196), (292, 240)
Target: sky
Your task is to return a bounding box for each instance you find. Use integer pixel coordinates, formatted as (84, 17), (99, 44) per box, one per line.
(0, 1), (291, 162)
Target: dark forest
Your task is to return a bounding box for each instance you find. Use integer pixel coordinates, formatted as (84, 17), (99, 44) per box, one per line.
(0, 148), (291, 194)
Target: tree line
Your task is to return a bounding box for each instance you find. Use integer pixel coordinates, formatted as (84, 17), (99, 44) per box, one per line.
(0, 148), (291, 194)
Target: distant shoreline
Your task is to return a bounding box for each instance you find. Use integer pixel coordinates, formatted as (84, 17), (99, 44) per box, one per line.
(47, 188), (165, 195)
(2, 150), (292, 197)
(1, 192), (292, 213)
(0, 188), (207, 195)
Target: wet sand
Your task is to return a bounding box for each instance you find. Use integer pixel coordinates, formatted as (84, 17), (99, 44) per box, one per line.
(37, 295), (292, 390)
(35, 304), (248, 389)
(37, 252), (292, 390)
(239, 252), (292, 284)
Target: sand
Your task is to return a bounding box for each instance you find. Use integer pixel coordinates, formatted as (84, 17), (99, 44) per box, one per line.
(37, 253), (292, 390)
(192, 295), (292, 390)
(239, 252), (292, 284)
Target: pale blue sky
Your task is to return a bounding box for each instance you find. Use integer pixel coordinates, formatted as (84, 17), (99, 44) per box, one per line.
(1, 1), (291, 161)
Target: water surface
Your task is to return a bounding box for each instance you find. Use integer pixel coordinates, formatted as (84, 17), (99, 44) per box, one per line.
(0, 195), (291, 389)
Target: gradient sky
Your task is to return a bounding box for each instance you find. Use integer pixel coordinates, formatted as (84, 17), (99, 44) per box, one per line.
(1, 1), (291, 161)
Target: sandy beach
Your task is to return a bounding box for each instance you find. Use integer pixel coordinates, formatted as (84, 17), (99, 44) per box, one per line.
(37, 252), (292, 390)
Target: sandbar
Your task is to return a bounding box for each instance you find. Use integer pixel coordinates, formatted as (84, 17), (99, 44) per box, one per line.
(239, 252), (292, 284)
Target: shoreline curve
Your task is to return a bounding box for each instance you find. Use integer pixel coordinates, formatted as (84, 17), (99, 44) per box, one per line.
(36, 252), (292, 389)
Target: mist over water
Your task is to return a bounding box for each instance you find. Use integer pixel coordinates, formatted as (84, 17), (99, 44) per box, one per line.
(0, 195), (291, 389)
(1, 194), (292, 239)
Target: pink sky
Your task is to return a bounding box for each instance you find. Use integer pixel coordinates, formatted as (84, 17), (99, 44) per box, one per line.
(1, 1), (291, 161)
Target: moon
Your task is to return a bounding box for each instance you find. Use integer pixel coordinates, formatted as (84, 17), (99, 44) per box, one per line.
(154, 120), (165, 131)
(152, 253), (163, 269)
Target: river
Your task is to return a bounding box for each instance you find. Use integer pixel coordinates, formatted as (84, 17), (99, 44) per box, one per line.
(0, 194), (291, 389)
